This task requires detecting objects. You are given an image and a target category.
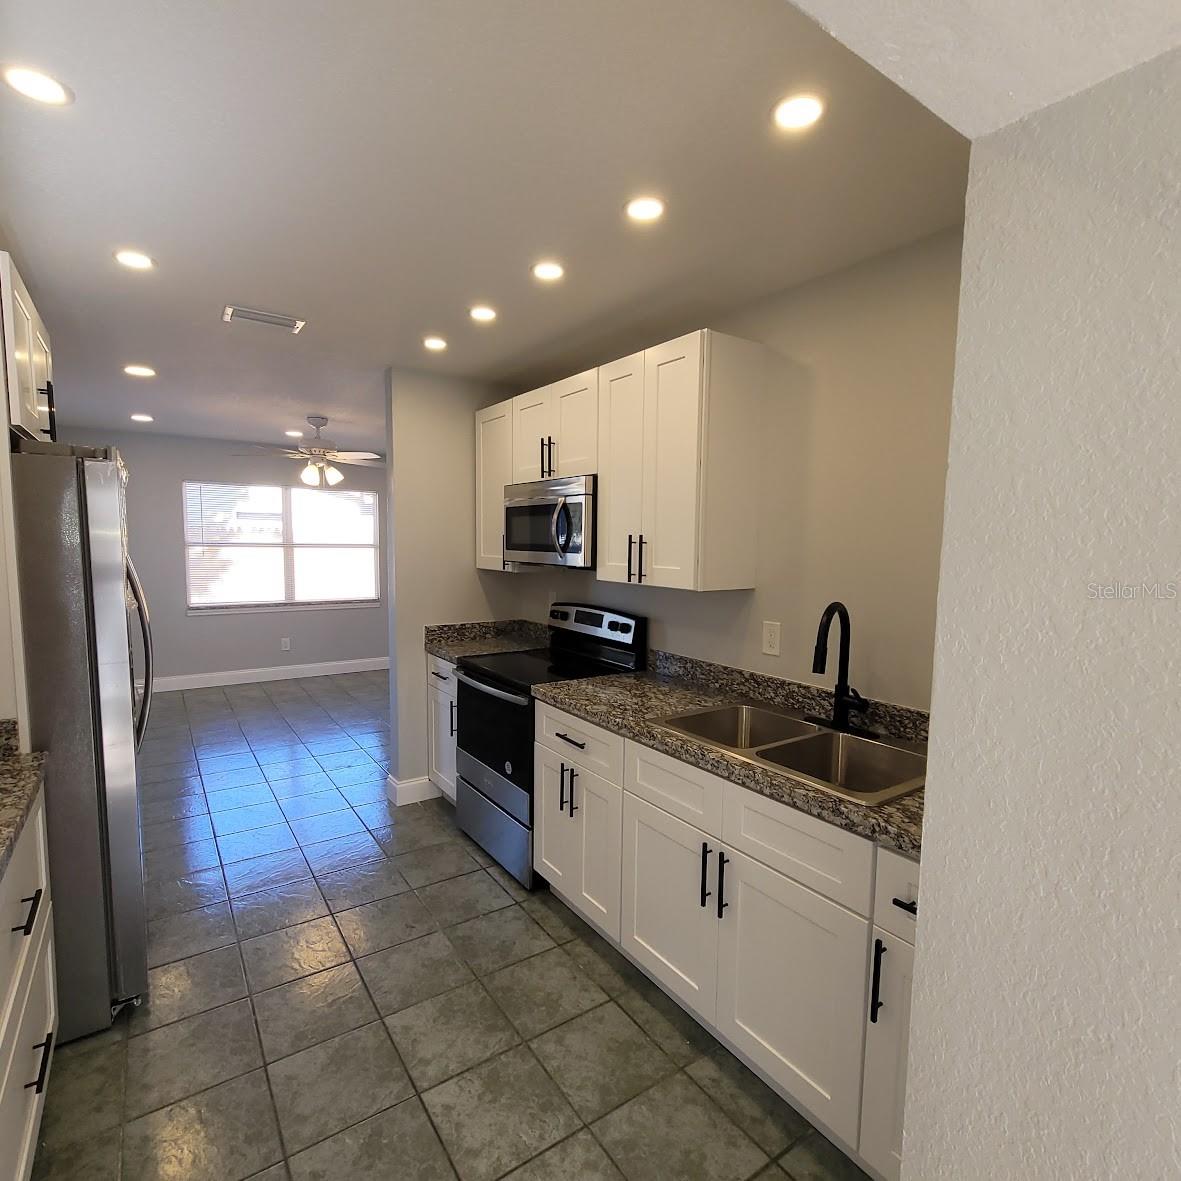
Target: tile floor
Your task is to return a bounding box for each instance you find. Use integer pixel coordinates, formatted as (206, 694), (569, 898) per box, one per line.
(31, 672), (870, 1181)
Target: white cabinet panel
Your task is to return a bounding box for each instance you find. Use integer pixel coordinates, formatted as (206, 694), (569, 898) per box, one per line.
(860, 929), (914, 1181)
(571, 764), (622, 941)
(641, 332), (703, 590)
(621, 793), (719, 1021)
(512, 386), (554, 482)
(427, 683), (457, 801)
(625, 742), (724, 836)
(551, 369), (598, 477)
(722, 781), (874, 915)
(534, 746), (580, 891)
(536, 703), (624, 786)
(872, 849), (920, 945)
(1, 253), (52, 440)
(426, 655), (457, 693)
(595, 352), (645, 584)
(475, 399), (514, 570)
(716, 848), (869, 1147)
(1, 794), (48, 1035)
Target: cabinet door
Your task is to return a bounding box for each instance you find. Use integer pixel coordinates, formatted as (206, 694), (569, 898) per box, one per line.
(31, 325), (51, 438)
(427, 684), (457, 800)
(512, 386), (554, 482)
(1, 254), (45, 439)
(860, 929), (914, 1181)
(475, 399), (514, 570)
(621, 792), (718, 1022)
(534, 746), (580, 891)
(595, 352), (645, 584)
(641, 332), (703, 589)
(551, 369), (598, 477)
(716, 847), (869, 1146)
(570, 764), (622, 940)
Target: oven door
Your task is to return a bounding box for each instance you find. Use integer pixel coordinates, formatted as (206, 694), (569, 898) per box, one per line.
(455, 673), (534, 796)
(504, 493), (592, 568)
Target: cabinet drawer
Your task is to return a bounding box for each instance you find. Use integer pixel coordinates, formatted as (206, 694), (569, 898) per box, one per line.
(1, 793), (49, 1036)
(536, 704), (623, 785)
(721, 782), (873, 915)
(624, 742), (723, 836)
(426, 654), (457, 697)
(0, 910), (55, 1181)
(873, 848), (920, 944)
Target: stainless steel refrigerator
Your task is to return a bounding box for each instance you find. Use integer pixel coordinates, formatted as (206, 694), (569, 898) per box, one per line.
(11, 439), (153, 1042)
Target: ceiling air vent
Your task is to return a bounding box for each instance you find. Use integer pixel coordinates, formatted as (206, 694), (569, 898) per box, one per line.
(222, 304), (306, 334)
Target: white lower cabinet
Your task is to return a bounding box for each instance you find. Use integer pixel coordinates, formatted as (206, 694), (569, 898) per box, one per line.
(426, 666), (457, 801)
(621, 793), (720, 1021)
(859, 928), (915, 1181)
(535, 745), (623, 940)
(715, 848), (869, 1146)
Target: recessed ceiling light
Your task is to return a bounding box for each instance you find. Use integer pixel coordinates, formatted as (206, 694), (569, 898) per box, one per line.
(114, 248), (154, 270)
(532, 260), (564, 282)
(123, 364), (156, 377)
(625, 196), (664, 223)
(285, 429), (304, 438)
(130, 413), (154, 423)
(469, 306), (496, 323)
(773, 93), (824, 131)
(423, 336), (448, 351)
(4, 67), (73, 106)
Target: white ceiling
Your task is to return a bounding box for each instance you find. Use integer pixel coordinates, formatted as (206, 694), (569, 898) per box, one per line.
(0, 0), (967, 451)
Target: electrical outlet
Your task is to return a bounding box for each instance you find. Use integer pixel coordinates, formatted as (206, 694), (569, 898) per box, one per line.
(280, 637), (291, 652)
(761, 621), (781, 657)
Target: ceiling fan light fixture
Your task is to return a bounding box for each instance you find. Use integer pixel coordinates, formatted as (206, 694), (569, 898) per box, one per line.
(324, 465), (344, 486)
(300, 461), (321, 487)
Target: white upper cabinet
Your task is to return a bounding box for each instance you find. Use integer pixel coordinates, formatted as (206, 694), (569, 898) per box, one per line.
(1, 253), (53, 441)
(474, 399), (514, 570)
(597, 329), (764, 591)
(511, 369), (599, 483)
(512, 385), (553, 483)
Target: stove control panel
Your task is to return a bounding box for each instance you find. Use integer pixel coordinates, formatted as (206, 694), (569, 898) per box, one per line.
(548, 602), (644, 648)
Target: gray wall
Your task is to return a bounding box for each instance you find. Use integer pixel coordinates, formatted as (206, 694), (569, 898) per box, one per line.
(60, 428), (389, 680)
(905, 49), (1181, 1179)
(494, 229), (962, 711)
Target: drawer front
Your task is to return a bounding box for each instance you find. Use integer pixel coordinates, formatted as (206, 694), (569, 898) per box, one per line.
(0, 911), (55, 1181)
(873, 848), (920, 944)
(1, 793), (49, 1034)
(536, 704), (624, 785)
(721, 782), (874, 914)
(624, 742), (723, 837)
(426, 654), (457, 697)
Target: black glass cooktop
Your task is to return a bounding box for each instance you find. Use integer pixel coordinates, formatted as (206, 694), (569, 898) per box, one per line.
(456, 649), (613, 695)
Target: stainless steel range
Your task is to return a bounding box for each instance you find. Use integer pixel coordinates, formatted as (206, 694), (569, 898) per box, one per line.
(454, 603), (646, 887)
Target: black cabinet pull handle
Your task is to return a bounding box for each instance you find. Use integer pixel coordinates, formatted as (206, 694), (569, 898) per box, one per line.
(891, 897), (918, 916)
(540, 437), (546, 477)
(699, 841), (712, 907)
(554, 732), (586, 750)
(547, 437), (555, 477)
(448, 700), (456, 738)
(637, 534), (646, 583)
(870, 938), (887, 1023)
(25, 1031), (53, 1094)
(558, 764), (567, 812)
(430, 670), (449, 681)
(12, 888), (43, 936)
(716, 851), (729, 918)
(626, 534), (634, 582)
(568, 768), (578, 816)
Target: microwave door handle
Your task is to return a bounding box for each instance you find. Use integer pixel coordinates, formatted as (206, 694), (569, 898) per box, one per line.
(454, 671), (532, 708)
(550, 497), (568, 554)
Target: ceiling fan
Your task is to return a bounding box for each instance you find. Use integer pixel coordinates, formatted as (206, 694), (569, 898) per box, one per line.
(250, 415), (384, 487)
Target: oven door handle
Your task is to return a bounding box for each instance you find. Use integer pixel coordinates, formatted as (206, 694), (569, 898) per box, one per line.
(549, 497), (568, 555)
(454, 671), (532, 708)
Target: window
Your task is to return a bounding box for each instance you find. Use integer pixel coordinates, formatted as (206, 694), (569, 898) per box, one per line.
(183, 480), (380, 609)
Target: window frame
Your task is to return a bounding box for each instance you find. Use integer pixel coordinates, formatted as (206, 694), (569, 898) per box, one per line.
(182, 479), (382, 613)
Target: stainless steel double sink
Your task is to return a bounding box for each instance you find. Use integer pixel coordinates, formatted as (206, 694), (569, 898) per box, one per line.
(652, 704), (925, 806)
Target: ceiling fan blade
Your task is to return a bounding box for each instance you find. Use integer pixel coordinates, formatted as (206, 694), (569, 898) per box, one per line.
(334, 451), (383, 462)
(232, 444), (302, 457)
(333, 456), (385, 468)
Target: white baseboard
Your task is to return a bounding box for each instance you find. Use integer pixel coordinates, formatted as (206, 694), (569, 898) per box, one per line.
(155, 656), (390, 693)
(386, 773), (440, 806)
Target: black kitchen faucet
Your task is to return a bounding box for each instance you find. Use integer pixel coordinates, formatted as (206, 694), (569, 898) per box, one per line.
(808, 601), (871, 733)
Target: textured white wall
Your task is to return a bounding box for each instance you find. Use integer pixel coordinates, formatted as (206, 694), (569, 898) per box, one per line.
(788, 0), (1181, 136)
(905, 48), (1181, 1179)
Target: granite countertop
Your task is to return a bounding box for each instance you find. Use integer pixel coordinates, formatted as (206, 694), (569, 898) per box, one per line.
(425, 619), (549, 664)
(0, 720), (46, 879)
(531, 673), (924, 857)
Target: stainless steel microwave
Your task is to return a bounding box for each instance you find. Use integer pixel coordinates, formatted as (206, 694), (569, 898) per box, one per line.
(503, 474), (595, 568)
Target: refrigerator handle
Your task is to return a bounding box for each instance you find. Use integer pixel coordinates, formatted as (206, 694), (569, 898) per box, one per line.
(126, 557), (153, 750)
